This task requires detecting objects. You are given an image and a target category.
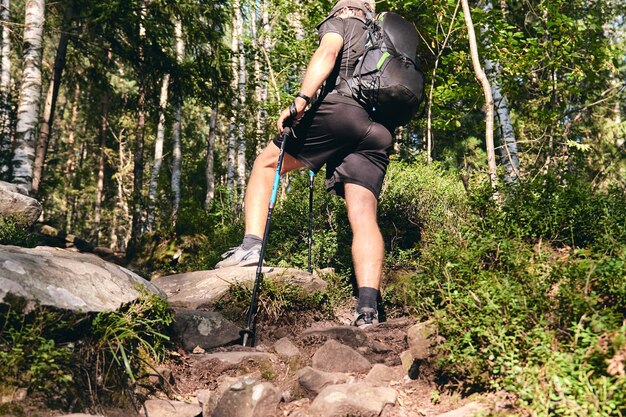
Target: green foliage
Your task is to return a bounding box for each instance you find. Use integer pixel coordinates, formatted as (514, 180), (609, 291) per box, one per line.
(0, 291), (173, 409)
(91, 290), (173, 384)
(394, 174), (626, 414)
(0, 306), (74, 394)
(215, 277), (335, 325)
(0, 216), (38, 247)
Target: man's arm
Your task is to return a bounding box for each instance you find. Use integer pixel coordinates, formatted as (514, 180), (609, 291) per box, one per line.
(277, 32), (343, 131)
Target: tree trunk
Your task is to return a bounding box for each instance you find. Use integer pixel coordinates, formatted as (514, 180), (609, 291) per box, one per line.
(236, 7), (247, 208)
(485, 59), (519, 183)
(171, 19), (184, 223)
(31, 1), (72, 195)
(63, 83), (79, 229)
(129, 0), (147, 254)
(481, 0), (519, 183)
(11, 0), (45, 195)
(111, 128), (131, 252)
(226, 0), (241, 200)
(145, 72), (170, 232)
(0, 0), (11, 180)
(461, 0), (498, 196)
(93, 91), (109, 245)
(205, 104), (217, 209)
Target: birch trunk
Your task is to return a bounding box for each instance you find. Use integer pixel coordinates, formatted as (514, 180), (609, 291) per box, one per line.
(236, 7), (247, 208)
(171, 19), (184, 222)
(226, 0), (241, 198)
(461, 0), (498, 196)
(205, 104), (217, 209)
(481, 0), (519, 183)
(32, 1), (72, 195)
(12, 0), (45, 194)
(93, 91), (109, 245)
(0, 0), (11, 179)
(145, 73), (170, 232)
(130, 0), (147, 249)
(111, 129), (131, 252)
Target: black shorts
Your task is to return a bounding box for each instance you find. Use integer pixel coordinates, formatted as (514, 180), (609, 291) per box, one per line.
(274, 94), (393, 198)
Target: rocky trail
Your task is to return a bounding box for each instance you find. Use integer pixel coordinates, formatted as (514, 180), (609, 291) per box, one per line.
(151, 314), (500, 417)
(135, 266), (514, 417)
(1, 246), (515, 417)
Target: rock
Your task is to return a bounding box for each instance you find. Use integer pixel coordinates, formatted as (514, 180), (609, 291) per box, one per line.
(264, 268), (327, 292)
(173, 309), (241, 351)
(400, 350), (420, 379)
(407, 320), (436, 360)
(0, 245), (163, 312)
(273, 337), (300, 358)
(0, 181), (42, 226)
(193, 351), (277, 367)
(142, 399), (202, 417)
(37, 224), (94, 251)
(308, 383), (396, 417)
(152, 267), (326, 309)
(301, 326), (369, 348)
(312, 339), (372, 374)
(211, 376), (281, 417)
(364, 364), (404, 386)
(434, 401), (488, 417)
(297, 366), (354, 398)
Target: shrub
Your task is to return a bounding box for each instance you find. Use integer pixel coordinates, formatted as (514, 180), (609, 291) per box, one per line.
(0, 216), (38, 247)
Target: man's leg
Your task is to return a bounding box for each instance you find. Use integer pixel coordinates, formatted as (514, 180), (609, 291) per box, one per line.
(216, 141), (305, 268)
(344, 182), (383, 324)
(245, 142), (306, 237)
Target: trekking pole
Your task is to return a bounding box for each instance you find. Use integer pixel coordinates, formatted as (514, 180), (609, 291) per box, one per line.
(307, 170), (314, 273)
(241, 127), (291, 347)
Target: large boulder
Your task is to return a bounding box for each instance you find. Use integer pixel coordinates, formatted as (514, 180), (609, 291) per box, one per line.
(0, 181), (42, 226)
(153, 267), (328, 309)
(0, 245), (164, 312)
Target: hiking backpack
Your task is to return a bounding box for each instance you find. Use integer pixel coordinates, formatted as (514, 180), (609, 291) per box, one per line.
(350, 12), (425, 127)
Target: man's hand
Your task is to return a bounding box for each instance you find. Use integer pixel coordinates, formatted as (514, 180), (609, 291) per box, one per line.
(277, 97), (308, 132)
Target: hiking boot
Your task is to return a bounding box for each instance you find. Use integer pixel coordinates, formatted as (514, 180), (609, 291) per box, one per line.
(215, 244), (262, 268)
(352, 307), (379, 328)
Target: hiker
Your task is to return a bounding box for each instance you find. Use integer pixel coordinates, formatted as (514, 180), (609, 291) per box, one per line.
(216, 0), (394, 328)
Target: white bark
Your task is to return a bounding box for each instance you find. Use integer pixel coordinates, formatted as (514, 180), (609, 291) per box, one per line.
(205, 105), (217, 209)
(146, 72), (170, 232)
(461, 0), (498, 196)
(481, 0), (519, 183)
(226, 0), (241, 197)
(236, 6), (247, 206)
(0, 0), (11, 178)
(171, 19), (184, 221)
(12, 0), (45, 194)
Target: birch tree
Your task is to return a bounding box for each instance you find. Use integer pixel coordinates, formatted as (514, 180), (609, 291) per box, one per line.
(235, 5), (246, 207)
(0, 0), (11, 179)
(461, 0), (498, 195)
(171, 18), (184, 222)
(12, 0), (45, 194)
(481, 0), (519, 183)
(145, 73), (170, 232)
(226, 0), (241, 199)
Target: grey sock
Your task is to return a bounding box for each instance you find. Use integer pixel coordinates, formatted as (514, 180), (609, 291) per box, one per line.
(357, 287), (379, 312)
(241, 234), (262, 250)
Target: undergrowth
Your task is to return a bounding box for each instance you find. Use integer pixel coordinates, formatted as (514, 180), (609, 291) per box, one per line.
(401, 172), (626, 415)
(0, 291), (173, 412)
